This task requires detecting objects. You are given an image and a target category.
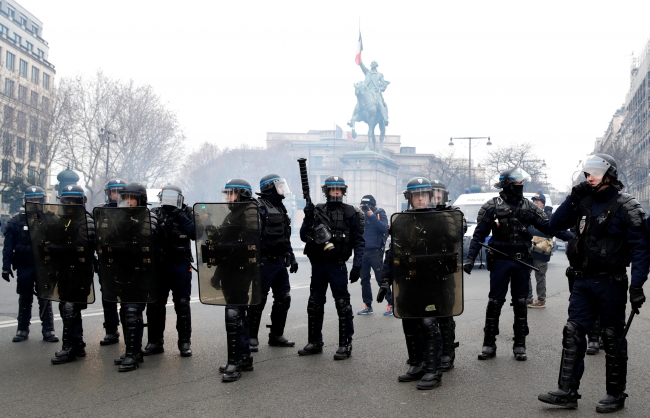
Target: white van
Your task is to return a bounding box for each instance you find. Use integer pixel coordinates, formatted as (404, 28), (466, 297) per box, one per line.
(453, 192), (553, 259)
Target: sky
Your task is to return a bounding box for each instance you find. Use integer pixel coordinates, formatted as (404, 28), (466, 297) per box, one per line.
(17, 0), (650, 191)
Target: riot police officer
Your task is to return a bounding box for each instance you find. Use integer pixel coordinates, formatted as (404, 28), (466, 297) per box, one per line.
(298, 175), (364, 360)
(2, 186), (58, 343)
(216, 179), (258, 382)
(248, 174), (298, 352)
(51, 185), (96, 364)
(96, 178), (125, 346)
(143, 185), (195, 358)
(539, 154), (650, 413)
(377, 178), (463, 389)
(464, 168), (572, 362)
(112, 182), (158, 372)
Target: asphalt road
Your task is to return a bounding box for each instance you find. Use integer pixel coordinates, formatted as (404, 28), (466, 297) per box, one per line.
(1, 254), (649, 417)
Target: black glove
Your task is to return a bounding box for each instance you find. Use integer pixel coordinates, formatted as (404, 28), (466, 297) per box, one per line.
(570, 181), (593, 204)
(289, 254), (299, 273)
(171, 207), (184, 218)
(304, 202), (315, 222)
(349, 265), (361, 283)
(630, 286), (646, 314)
(463, 258), (474, 275)
(2, 270), (13, 282)
(377, 278), (390, 303)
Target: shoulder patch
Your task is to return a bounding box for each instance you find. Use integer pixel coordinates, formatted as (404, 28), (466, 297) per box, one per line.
(619, 194), (646, 230)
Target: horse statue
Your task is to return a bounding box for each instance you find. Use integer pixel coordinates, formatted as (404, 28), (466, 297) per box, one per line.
(348, 81), (387, 151)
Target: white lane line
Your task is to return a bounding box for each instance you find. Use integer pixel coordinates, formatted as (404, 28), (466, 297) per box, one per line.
(0, 284), (310, 329)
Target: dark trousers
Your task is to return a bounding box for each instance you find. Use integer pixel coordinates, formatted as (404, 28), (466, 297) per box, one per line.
(309, 260), (351, 304)
(488, 258), (531, 301)
(260, 258), (291, 299)
(360, 248), (392, 306)
(15, 266), (54, 332)
(99, 273), (119, 334)
(146, 262), (192, 342)
(566, 277), (628, 386)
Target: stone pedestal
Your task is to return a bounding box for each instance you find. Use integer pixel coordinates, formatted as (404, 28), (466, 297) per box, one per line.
(340, 150), (399, 218)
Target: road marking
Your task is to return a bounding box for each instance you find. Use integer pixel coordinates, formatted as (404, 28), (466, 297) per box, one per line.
(0, 283), (310, 328)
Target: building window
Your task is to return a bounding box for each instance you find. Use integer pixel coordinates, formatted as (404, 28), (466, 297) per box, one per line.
(0, 24), (8, 36)
(7, 7), (14, 18)
(17, 111), (25, 132)
(312, 156), (324, 167)
(15, 163), (23, 179)
(29, 116), (37, 137)
(28, 140), (36, 161)
(6, 51), (14, 70)
(42, 73), (50, 90)
(32, 25), (39, 36)
(3, 133), (12, 155)
(13, 33), (20, 45)
(1, 160), (10, 182)
(16, 137), (24, 159)
(30, 91), (38, 107)
(27, 166), (36, 184)
(3, 105), (14, 127)
(17, 85), (26, 102)
(37, 48), (44, 58)
(41, 121), (49, 142)
(19, 59), (27, 77)
(31, 66), (39, 84)
(4, 79), (14, 97)
(19, 16), (26, 27)
(41, 96), (49, 112)
(25, 41), (32, 51)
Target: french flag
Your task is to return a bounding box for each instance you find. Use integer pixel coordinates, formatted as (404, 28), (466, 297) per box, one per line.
(355, 32), (363, 65)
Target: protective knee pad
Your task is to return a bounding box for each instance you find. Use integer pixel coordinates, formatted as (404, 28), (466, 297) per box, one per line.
(124, 307), (142, 327)
(334, 298), (352, 318)
(559, 321), (585, 391)
(273, 293), (291, 313)
(402, 319), (423, 365)
(59, 302), (77, 322)
(484, 299), (504, 338)
(601, 327), (625, 356)
(307, 298), (325, 316)
(175, 298), (191, 315)
(225, 307), (243, 333)
(421, 317), (442, 371)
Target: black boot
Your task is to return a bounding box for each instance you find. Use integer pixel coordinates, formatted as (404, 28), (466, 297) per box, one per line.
(333, 299), (353, 360)
(398, 319), (424, 382)
(52, 303), (85, 364)
(596, 328), (628, 413)
(100, 298), (120, 346)
(512, 298), (529, 361)
(298, 299), (324, 356)
(586, 317), (601, 355)
(438, 317), (457, 371)
(13, 294), (32, 342)
(143, 301), (166, 355)
(538, 321), (584, 409)
(100, 331), (120, 346)
(220, 355), (254, 373)
(38, 298), (58, 342)
(222, 307), (244, 382)
(268, 293), (294, 347)
(248, 296), (266, 352)
(418, 318), (442, 390)
(119, 306), (144, 372)
(175, 298), (192, 357)
(478, 299), (503, 360)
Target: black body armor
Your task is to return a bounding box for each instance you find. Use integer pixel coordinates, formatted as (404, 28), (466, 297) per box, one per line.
(258, 198), (291, 256)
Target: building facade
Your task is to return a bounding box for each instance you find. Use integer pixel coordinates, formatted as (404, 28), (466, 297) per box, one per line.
(0, 1), (54, 214)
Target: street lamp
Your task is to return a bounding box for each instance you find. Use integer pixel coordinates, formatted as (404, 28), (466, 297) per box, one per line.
(448, 136), (491, 189)
(100, 128), (117, 176)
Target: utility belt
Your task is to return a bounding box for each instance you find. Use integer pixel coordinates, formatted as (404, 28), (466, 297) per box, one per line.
(565, 266), (627, 281)
(490, 249), (531, 261)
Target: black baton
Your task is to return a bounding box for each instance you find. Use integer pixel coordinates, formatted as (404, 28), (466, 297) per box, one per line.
(613, 310), (636, 361)
(478, 243), (539, 272)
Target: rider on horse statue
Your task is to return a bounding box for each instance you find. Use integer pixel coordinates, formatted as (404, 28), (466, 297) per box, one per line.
(349, 60), (390, 129)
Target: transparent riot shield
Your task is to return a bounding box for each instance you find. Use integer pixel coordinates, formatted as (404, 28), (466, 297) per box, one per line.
(93, 206), (157, 303)
(390, 209), (464, 318)
(193, 202), (261, 306)
(25, 202), (96, 304)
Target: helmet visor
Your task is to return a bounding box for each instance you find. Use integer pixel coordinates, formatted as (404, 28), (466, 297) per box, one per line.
(261, 177), (291, 196)
(118, 192), (140, 207)
(159, 189), (183, 208)
(572, 155), (611, 183)
(325, 185), (346, 201)
(409, 189), (433, 209)
(504, 167), (531, 184)
(432, 189), (449, 206)
(221, 188), (240, 203)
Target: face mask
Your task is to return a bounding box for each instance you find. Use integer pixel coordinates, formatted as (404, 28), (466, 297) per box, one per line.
(505, 184), (524, 198)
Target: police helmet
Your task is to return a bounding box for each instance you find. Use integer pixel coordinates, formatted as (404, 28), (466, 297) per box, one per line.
(24, 186), (45, 204)
(104, 178), (125, 203)
(494, 167), (530, 189)
(222, 178), (253, 203)
(60, 184), (87, 205)
(403, 177), (433, 210)
(322, 175), (347, 202)
(118, 182), (148, 207)
(259, 174), (291, 197)
(158, 184), (184, 209)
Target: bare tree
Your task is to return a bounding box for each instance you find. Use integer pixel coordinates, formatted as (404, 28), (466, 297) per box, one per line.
(54, 72), (186, 206)
(481, 142), (546, 193)
(424, 148), (471, 201)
